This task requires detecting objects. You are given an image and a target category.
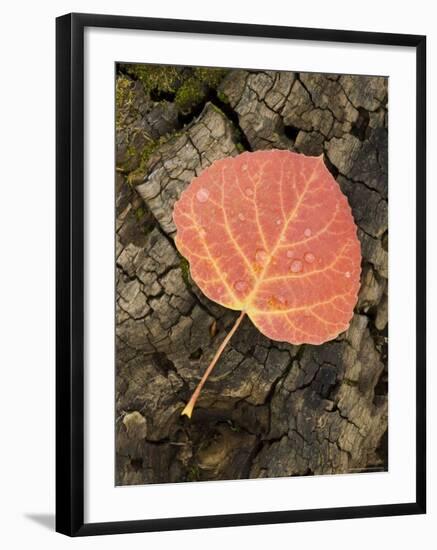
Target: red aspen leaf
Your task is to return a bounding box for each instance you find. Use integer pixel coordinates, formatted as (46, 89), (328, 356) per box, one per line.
(173, 150), (361, 346)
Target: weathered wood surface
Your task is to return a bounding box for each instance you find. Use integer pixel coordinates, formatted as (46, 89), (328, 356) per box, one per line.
(115, 66), (388, 484)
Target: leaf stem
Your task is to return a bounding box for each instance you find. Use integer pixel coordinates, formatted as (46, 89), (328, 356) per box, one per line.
(181, 310), (246, 419)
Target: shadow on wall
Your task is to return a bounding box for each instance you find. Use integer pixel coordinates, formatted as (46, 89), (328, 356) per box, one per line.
(24, 513), (55, 531)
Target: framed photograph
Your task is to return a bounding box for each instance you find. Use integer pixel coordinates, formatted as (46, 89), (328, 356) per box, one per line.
(56, 13), (426, 536)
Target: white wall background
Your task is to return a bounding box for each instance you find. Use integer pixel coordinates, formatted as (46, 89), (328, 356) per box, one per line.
(0, 0), (434, 548)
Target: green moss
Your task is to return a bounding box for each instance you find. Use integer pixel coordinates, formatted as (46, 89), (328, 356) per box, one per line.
(193, 67), (228, 88)
(175, 76), (205, 113)
(186, 464), (200, 482)
(115, 76), (135, 129)
(216, 89), (230, 104)
(126, 138), (159, 186)
(116, 76), (134, 107)
(124, 129), (188, 186)
(116, 143), (138, 173)
(122, 64), (180, 95)
(236, 142), (245, 153)
(207, 102), (225, 117)
(126, 144), (137, 158)
(176, 67), (229, 113)
(179, 257), (191, 288)
(226, 419), (241, 432)
(135, 207), (145, 220)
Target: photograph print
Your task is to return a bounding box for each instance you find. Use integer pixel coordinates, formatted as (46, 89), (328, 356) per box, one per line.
(115, 63), (388, 486)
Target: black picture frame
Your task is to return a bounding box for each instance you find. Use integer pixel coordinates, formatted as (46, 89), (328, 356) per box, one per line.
(56, 12), (426, 537)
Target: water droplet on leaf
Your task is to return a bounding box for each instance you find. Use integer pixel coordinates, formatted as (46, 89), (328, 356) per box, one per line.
(255, 249), (268, 265)
(286, 250), (295, 258)
(304, 228), (312, 237)
(304, 252), (315, 264)
(245, 188), (253, 196)
(216, 285), (224, 296)
(290, 260), (303, 273)
(276, 219), (282, 225)
(196, 188), (209, 203)
(345, 271), (351, 278)
(238, 213), (245, 221)
(234, 280), (247, 292)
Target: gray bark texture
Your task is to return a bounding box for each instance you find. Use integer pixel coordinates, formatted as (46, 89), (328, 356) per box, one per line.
(115, 66), (388, 485)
